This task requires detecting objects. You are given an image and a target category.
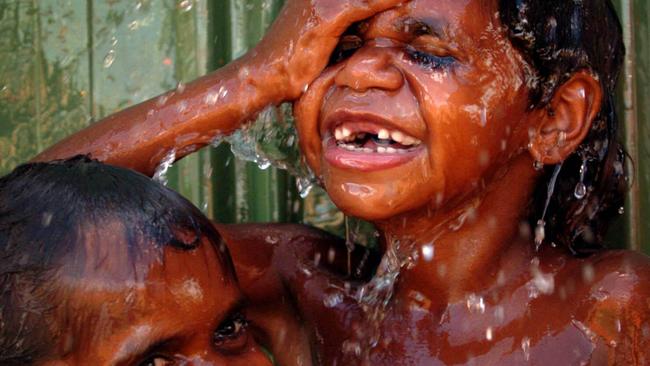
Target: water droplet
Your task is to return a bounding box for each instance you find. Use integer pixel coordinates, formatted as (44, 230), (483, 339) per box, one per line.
(177, 101), (188, 114)
(534, 220), (545, 248)
(110, 36), (118, 47)
(205, 92), (219, 105)
(103, 49), (116, 68)
(42, 212), (53, 227)
(486, 327), (493, 341)
(257, 159), (271, 170)
(210, 134), (224, 148)
(218, 86), (228, 99)
(265, 235), (279, 244)
(156, 94), (169, 106)
(480, 107), (487, 127)
(618, 207), (625, 215)
(493, 305), (505, 323)
(176, 82), (186, 93)
(327, 247), (336, 263)
(128, 20), (139, 30)
(574, 182), (587, 199)
(324, 292), (344, 308)
(521, 337), (531, 361)
(297, 177), (314, 198)
(153, 150), (176, 186)
(178, 0), (193, 12)
(421, 244), (435, 262)
(533, 160), (544, 171)
(582, 264), (595, 283)
(466, 294), (486, 314)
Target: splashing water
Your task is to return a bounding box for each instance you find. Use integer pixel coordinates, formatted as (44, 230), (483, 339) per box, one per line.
(221, 105), (317, 192)
(527, 257), (555, 298)
(342, 238), (417, 361)
(153, 150), (176, 186)
(296, 176), (315, 198)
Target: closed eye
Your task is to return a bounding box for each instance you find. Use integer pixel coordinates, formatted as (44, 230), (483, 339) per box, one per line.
(329, 35), (364, 65)
(405, 46), (455, 70)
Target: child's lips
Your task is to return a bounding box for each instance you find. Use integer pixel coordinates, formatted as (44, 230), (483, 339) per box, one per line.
(323, 136), (424, 172)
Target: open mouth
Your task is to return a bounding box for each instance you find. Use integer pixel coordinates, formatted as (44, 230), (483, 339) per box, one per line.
(323, 121), (425, 172)
(333, 124), (422, 153)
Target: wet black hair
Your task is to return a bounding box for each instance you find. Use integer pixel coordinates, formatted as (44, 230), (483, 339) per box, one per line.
(499, 0), (627, 254)
(0, 156), (234, 364)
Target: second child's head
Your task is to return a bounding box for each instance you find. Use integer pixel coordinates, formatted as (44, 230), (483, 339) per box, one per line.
(0, 156), (271, 365)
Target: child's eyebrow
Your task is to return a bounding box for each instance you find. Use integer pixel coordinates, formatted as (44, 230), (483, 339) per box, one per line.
(398, 16), (448, 39)
(110, 325), (177, 365)
(109, 296), (247, 365)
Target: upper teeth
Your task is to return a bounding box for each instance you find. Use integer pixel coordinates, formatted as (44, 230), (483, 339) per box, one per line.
(333, 126), (422, 146)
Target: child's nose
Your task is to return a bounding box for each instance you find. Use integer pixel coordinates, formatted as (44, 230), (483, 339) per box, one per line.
(334, 45), (404, 93)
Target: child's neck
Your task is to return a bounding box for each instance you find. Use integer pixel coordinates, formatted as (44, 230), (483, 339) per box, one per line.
(374, 154), (542, 310)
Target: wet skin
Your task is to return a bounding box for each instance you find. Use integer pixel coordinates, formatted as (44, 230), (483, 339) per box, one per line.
(46, 236), (272, 366)
(34, 0), (650, 365)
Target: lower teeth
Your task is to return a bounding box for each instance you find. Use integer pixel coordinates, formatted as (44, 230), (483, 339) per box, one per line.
(337, 142), (413, 154)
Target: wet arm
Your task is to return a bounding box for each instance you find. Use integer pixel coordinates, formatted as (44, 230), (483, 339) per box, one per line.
(32, 56), (284, 176)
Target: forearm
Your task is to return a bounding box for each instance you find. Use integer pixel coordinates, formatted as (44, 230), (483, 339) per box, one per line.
(32, 55), (285, 176)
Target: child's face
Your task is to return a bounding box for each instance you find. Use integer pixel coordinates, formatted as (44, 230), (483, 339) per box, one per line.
(60, 236), (272, 366)
(296, 0), (533, 221)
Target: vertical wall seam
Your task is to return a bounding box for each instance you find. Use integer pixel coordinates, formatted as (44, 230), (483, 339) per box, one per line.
(620, 0), (641, 251)
(86, 0), (95, 124)
(32, 0), (43, 153)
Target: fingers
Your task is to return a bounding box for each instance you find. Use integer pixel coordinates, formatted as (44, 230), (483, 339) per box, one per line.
(314, 0), (408, 26)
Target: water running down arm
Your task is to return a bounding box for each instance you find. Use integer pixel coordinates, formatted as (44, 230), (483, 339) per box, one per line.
(32, 0), (407, 176)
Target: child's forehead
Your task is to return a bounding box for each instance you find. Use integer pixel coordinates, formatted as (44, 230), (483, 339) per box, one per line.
(364, 0), (496, 33)
(62, 238), (236, 316)
(62, 228), (234, 291)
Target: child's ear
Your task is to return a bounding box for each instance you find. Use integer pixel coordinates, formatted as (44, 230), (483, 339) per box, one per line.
(528, 71), (603, 165)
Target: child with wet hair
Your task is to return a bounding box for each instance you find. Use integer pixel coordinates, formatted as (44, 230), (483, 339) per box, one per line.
(0, 156), (273, 365)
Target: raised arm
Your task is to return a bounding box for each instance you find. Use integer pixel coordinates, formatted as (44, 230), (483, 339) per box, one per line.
(33, 0), (406, 176)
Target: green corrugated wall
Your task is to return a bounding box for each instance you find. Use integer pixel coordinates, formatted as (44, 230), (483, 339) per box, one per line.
(0, 0), (648, 254)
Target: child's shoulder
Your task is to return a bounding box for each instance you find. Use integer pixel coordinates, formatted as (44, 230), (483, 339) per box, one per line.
(565, 250), (650, 337)
(584, 249), (650, 295)
(571, 250), (650, 361)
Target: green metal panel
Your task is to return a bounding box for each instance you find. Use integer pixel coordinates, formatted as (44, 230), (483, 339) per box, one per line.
(612, 0), (650, 254)
(86, 0), (213, 214)
(0, 1), (92, 174)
